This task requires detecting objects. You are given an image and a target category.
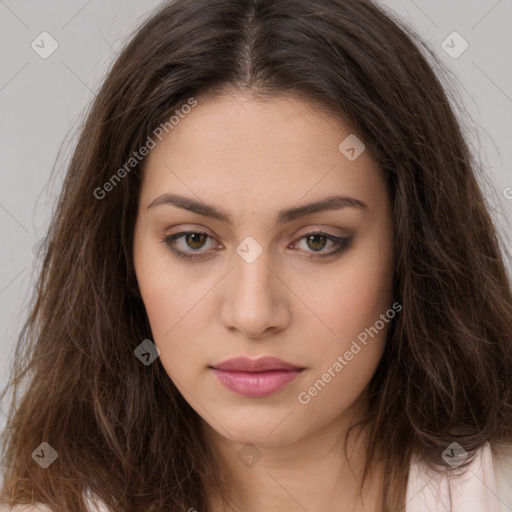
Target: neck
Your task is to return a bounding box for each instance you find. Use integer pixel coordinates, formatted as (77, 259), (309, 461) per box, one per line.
(199, 397), (384, 512)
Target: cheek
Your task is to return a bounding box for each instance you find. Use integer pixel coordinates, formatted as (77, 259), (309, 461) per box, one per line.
(136, 272), (200, 386)
(298, 271), (391, 418)
(298, 241), (393, 342)
(347, 232), (393, 306)
(295, 236), (393, 408)
(134, 239), (212, 382)
(298, 344), (383, 424)
(134, 236), (186, 345)
(138, 271), (205, 360)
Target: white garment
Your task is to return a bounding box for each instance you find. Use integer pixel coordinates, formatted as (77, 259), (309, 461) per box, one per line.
(406, 441), (512, 512)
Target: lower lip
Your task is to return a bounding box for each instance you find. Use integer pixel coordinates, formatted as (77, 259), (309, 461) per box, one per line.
(210, 368), (304, 398)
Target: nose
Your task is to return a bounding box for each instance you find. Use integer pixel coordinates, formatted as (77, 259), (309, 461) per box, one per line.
(219, 246), (290, 339)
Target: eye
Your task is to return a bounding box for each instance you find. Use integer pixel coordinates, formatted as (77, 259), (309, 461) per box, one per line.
(293, 231), (352, 258)
(161, 230), (353, 260)
(161, 230), (219, 259)
(291, 232), (353, 258)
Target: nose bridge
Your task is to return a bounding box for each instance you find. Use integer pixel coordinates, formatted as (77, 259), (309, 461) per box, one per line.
(232, 239), (275, 306)
(222, 236), (285, 337)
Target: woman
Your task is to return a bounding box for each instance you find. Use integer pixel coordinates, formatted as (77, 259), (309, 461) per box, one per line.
(1, 0), (511, 511)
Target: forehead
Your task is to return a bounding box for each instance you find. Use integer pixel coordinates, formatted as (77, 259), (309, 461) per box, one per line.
(139, 93), (386, 215)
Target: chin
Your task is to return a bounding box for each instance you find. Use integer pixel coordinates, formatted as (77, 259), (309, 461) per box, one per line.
(229, 430), (297, 448)
(207, 412), (305, 447)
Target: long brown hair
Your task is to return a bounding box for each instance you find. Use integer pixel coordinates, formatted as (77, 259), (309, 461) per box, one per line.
(1, 0), (512, 510)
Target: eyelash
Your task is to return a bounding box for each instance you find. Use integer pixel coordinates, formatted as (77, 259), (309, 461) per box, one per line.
(161, 230), (353, 260)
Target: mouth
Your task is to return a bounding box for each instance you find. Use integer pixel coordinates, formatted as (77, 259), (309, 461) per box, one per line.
(209, 356), (306, 398)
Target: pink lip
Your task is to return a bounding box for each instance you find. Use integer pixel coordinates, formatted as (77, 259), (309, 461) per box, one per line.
(210, 356), (305, 398)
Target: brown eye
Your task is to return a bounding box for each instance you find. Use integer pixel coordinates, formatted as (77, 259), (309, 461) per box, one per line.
(162, 230), (218, 259)
(292, 231), (353, 258)
(162, 230), (353, 261)
(185, 232), (208, 250)
(306, 234), (328, 252)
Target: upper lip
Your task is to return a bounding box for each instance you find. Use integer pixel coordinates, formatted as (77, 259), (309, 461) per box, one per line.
(211, 356), (304, 372)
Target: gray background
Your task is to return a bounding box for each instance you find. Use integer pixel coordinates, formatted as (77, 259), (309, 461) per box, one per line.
(0, 0), (511, 437)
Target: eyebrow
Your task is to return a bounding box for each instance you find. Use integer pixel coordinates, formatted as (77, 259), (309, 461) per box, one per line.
(148, 193), (368, 225)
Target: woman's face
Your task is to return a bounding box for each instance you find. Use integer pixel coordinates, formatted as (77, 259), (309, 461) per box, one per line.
(133, 92), (394, 447)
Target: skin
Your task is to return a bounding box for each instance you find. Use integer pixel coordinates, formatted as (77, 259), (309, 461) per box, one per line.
(133, 92), (395, 511)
